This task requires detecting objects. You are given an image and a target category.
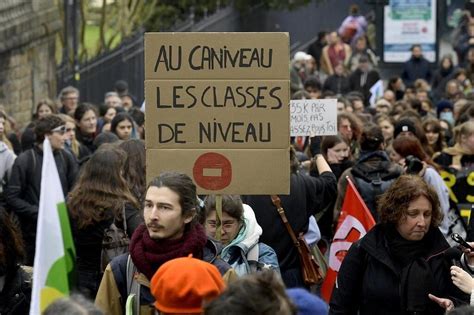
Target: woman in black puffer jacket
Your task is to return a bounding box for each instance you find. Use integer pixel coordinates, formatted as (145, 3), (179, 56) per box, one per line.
(330, 175), (468, 314)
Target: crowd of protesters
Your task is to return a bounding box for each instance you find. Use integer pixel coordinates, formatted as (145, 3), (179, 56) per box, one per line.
(3, 4), (474, 315)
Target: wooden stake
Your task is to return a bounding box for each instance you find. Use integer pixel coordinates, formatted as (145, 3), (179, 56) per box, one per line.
(215, 194), (222, 241)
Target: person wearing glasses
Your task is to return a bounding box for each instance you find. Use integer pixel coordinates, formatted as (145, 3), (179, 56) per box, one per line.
(58, 86), (80, 116)
(6, 115), (78, 265)
(58, 114), (90, 164)
(203, 195), (280, 276)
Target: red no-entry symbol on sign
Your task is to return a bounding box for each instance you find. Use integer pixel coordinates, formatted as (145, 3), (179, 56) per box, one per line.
(193, 152), (232, 190)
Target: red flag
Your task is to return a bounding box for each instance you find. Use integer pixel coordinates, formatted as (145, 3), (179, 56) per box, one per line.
(320, 176), (376, 302)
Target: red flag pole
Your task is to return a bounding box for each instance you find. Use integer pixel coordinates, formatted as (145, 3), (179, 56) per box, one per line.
(320, 176), (376, 303)
(345, 176), (375, 227)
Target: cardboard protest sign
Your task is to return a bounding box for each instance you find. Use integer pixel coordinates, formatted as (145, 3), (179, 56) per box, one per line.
(290, 99), (337, 136)
(144, 32), (290, 194)
(145, 80), (289, 149)
(145, 33), (289, 80)
(147, 149), (289, 195)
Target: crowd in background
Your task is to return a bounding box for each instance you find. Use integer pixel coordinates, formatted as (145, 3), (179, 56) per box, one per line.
(3, 4), (474, 315)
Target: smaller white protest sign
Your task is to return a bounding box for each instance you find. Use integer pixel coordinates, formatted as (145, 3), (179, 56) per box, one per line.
(290, 99), (337, 136)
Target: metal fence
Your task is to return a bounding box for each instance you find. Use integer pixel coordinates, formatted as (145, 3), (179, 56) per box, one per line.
(57, 30), (146, 105)
(56, 5), (241, 105)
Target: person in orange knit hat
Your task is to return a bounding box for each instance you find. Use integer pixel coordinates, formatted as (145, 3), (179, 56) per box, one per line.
(150, 255), (225, 314)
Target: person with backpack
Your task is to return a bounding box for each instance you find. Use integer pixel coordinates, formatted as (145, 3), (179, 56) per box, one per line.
(338, 4), (367, 46)
(203, 195), (280, 276)
(334, 124), (403, 223)
(6, 115), (78, 266)
(68, 145), (142, 299)
(94, 171), (236, 315)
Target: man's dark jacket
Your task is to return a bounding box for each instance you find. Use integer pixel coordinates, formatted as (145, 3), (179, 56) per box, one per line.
(6, 146), (78, 264)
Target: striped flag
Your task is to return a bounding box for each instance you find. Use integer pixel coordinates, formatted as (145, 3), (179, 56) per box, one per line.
(320, 176), (375, 302)
(30, 138), (76, 314)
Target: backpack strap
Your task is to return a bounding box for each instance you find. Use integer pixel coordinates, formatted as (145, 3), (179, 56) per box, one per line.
(247, 243), (260, 273)
(121, 204), (128, 236)
(370, 175), (383, 197)
(126, 255), (140, 315)
(247, 243), (259, 262)
(30, 149), (36, 172)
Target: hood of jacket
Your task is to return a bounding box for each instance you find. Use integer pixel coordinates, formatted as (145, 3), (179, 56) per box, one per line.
(221, 204), (262, 259)
(0, 141), (9, 154)
(351, 151), (402, 182)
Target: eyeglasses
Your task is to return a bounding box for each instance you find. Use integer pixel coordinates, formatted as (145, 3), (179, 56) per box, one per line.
(66, 127), (75, 132)
(51, 125), (66, 134)
(206, 219), (239, 231)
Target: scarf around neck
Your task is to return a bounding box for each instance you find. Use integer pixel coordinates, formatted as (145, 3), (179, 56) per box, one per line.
(129, 223), (208, 280)
(385, 225), (436, 313)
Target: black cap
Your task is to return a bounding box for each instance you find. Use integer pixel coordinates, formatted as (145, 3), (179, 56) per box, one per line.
(394, 119), (417, 139)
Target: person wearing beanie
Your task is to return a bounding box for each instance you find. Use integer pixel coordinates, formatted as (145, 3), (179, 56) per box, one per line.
(286, 288), (328, 315)
(393, 118), (417, 139)
(150, 255), (225, 314)
(436, 100), (455, 126)
(95, 172), (235, 315)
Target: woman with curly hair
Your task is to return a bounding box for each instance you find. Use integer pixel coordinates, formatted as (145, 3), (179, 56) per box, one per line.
(330, 175), (467, 314)
(68, 145), (142, 298)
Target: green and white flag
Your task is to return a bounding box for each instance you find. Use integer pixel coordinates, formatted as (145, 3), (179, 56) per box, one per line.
(30, 138), (76, 314)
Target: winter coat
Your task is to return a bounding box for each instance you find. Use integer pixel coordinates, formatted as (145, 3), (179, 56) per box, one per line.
(76, 132), (96, 154)
(242, 171), (337, 288)
(323, 75), (351, 95)
(0, 141), (16, 207)
(220, 204), (280, 276)
(0, 142), (16, 182)
(94, 239), (236, 315)
(423, 167), (452, 240)
(434, 144), (474, 170)
(71, 203), (143, 299)
(6, 146), (78, 265)
(348, 69), (381, 106)
(431, 66), (456, 102)
(329, 224), (467, 315)
(334, 151), (402, 222)
(0, 266), (31, 315)
(401, 56), (432, 86)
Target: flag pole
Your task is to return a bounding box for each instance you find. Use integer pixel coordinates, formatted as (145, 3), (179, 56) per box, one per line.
(215, 195), (222, 241)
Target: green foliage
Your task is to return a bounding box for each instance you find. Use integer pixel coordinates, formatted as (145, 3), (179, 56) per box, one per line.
(144, 0), (225, 31)
(233, 0), (312, 11)
(144, 0), (315, 31)
(57, 0), (318, 63)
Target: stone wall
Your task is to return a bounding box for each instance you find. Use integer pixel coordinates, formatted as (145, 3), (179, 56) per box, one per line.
(0, 1), (61, 127)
